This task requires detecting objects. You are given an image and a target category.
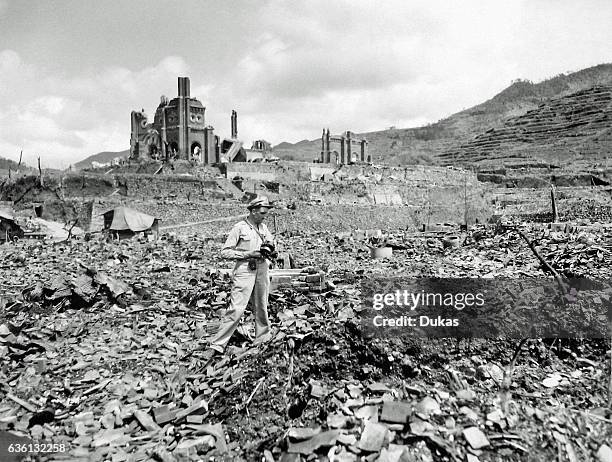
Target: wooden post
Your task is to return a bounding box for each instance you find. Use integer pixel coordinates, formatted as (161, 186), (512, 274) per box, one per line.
(464, 173), (469, 230)
(38, 156), (44, 187)
(18, 150), (22, 168)
(550, 185), (559, 222)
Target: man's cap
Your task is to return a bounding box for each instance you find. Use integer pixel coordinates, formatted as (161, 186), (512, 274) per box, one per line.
(247, 196), (273, 210)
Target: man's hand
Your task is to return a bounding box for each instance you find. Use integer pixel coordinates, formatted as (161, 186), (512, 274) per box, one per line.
(243, 250), (262, 259)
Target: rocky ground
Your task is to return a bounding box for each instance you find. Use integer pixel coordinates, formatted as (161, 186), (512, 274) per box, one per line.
(1, 220), (612, 462)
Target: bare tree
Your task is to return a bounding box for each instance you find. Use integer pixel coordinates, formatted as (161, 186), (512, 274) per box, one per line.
(65, 218), (80, 241)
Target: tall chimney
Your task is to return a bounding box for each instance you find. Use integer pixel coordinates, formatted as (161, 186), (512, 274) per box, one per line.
(178, 77), (190, 98)
(177, 77), (190, 159)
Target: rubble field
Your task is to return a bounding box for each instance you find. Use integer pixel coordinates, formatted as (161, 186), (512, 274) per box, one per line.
(1, 214), (612, 462)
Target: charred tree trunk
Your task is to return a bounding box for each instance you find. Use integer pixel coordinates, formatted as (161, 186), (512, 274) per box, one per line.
(550, 185), (559, 222)
(38, 156), (44, 187)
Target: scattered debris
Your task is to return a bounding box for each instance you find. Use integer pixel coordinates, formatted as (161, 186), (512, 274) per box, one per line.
(0, 202), (610, 460)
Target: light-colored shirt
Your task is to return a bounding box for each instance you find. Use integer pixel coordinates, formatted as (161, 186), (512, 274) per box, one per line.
(221, 219), (274, 261)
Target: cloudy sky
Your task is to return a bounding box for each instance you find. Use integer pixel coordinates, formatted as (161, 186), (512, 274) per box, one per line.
(1, 0), (611, 168)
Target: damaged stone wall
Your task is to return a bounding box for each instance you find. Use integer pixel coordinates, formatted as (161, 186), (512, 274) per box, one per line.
(46, 173), (232, 202)
(114, 174), (218, 200)
(61, 175), (116, 198)
(305, 175), (492, 225)
(277, 198), (491, 233)
(225, 163), (304, 183)
(10, 173), (229, 202)
(327, 164), (472, 186)
(225, 161), (473, 186)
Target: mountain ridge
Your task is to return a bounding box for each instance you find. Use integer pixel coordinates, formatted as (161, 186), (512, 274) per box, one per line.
(273, 63), (612, 165)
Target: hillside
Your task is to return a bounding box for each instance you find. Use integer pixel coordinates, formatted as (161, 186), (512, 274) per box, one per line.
(0, 155), (36, 175)
(438, 85), (612, 167)
(74, 149), (129, 170)
(273, 63), (612, 165)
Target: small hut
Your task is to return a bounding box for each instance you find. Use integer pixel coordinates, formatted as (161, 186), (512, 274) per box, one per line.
(0, 209), (23, 243)
(102, 207), (159, 239)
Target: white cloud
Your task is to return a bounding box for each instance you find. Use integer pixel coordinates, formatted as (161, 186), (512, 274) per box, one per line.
(0, 49), (20, 71)
(28, 96), (69, 115)
(233, 4), (425, 100)
(0, 52), (191, 167)
(209, 0), (530, 144)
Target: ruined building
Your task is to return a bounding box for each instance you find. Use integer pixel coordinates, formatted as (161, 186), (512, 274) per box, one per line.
(245, 140), (275, 162)
(320, 129), (369, 164)
(130, 77), (266, 163)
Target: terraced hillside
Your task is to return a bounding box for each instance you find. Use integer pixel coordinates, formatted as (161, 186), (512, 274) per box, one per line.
(439, 85), (612, 167)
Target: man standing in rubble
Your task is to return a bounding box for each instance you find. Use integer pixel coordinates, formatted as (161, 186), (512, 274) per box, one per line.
(208, 196), (275, 354)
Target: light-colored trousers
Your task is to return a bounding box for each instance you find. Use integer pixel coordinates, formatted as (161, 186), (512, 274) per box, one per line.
(210, 260), (271, 348)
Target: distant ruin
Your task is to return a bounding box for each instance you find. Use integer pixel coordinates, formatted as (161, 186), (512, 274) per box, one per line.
(130, 77), (272, 164)
(320, 128), (369, 164)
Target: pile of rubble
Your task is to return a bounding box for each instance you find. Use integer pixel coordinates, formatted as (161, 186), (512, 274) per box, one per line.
(1, 279), (610, 461)
(0, 220), (611, 461)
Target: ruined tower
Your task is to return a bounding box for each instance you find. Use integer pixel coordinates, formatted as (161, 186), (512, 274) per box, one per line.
(131, 77), (257, 164)
(152, 77), (209, 161)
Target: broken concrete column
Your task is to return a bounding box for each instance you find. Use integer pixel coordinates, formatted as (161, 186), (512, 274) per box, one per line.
(214, 135), (221, 163)
(204, 126), (215, 164)
(321, 128), (326, 162)
(346, 131), (352, 163)
(231, 110), (238, 139)
(361, 139), (366, 162)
